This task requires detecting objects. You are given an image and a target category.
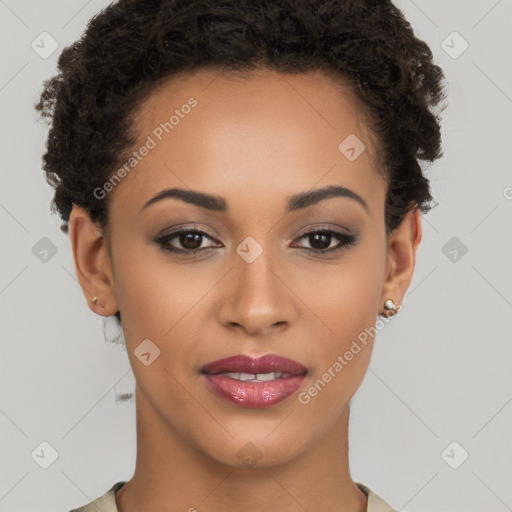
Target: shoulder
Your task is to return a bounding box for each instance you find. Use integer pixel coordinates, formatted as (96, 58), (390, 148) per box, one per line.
(67, 481), (126, 512)
(356, 482), (398, 512)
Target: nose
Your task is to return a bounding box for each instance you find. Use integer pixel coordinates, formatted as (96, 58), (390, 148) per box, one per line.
(217, 251), (296, 337)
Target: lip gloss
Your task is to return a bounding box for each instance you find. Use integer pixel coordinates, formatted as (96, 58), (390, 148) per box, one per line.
(202, 373), (306, 407)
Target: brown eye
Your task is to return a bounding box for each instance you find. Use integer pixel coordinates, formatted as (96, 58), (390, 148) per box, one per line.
(179, 232), (203, 250)
(292, 229), (358, 255)
(154, 227), (357, 257)
(155, 228), (220, 254)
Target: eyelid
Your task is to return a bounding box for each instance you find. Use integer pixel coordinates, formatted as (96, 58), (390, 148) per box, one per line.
(294, 223), (353, 237)
(157, 223), (219, 239)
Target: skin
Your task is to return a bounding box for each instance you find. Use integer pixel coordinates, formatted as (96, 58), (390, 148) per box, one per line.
(69, 67), (421, 512)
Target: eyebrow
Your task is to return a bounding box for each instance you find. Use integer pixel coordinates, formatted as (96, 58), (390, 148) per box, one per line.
(141, 184), (369, 213)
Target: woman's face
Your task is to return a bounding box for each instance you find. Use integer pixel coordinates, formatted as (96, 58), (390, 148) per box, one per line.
(72, 67), (419, 468)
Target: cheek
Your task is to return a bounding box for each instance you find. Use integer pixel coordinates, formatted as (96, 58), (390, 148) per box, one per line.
(111, 253), (202, 409)
(295, 287), (378, 433)
(295, 244), (385, 398)
(111, 241), (217, 376)
(111, 235), (199, 336)
(300, 243), (385, 344)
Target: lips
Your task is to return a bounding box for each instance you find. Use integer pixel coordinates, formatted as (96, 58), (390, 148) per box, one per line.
(201, 354), (307, 376)
(201, 354), (307, 408)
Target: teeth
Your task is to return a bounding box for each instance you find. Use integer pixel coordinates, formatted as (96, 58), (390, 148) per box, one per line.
(255, 372), (280, 381)
(222, 371), (287, 382)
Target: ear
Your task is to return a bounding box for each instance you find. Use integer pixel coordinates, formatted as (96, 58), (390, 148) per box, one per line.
(69, 204), (118, 317)
(379, 207), (422, 313)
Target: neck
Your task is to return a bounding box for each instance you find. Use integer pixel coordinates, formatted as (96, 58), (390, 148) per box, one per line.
(116, 386), (367, 512)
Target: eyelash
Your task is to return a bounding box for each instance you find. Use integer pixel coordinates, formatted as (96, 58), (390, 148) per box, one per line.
(154, 226), (358, 256)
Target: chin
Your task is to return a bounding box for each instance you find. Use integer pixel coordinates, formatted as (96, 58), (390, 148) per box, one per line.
(198, 429), (311, 470)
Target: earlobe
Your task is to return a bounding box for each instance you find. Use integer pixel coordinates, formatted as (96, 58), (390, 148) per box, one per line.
(379, 208), (422, 315)
(69, 204), (118, 317)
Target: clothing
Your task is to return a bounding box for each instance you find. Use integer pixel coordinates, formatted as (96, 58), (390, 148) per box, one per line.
(68, 480), (397, 511)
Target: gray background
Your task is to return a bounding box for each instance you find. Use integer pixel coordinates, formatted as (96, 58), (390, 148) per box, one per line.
(1, 0), (511, 510)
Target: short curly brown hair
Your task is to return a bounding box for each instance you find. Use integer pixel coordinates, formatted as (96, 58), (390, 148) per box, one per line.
(35, 0), (446, 239)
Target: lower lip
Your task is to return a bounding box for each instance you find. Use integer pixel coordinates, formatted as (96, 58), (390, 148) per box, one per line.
(202, 374), (306, 408)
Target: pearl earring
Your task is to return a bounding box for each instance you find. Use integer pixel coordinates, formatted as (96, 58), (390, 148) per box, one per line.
(381, 298), (401, 317)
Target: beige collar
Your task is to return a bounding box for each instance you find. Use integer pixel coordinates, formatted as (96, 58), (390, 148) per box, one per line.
(70, 480), (397, 512)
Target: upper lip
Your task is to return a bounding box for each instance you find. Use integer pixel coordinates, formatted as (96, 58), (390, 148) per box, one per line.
(201, 354), (307, 375)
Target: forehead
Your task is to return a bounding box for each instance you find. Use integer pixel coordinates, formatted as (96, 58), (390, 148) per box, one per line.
(109, 67), (385, 219)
